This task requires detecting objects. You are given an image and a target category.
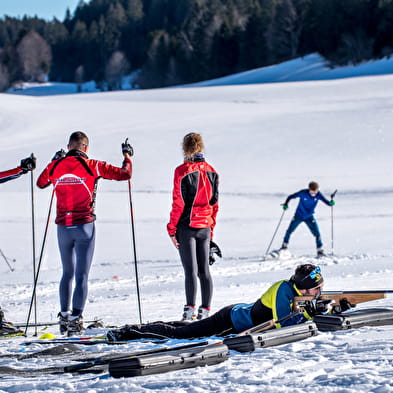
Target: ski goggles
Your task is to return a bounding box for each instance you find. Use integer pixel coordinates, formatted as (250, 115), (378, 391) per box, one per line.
(300, 266), (321, 282)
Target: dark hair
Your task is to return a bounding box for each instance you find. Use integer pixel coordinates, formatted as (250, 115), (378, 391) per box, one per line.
(68, 131), (89, 149)
(308, 181), (319, 191)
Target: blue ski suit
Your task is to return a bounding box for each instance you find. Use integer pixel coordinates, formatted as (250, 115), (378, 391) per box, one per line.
(283, 189), (330, 249)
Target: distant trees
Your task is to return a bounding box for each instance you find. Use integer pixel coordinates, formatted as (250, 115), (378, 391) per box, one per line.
(105, 50), (130, 90)
(0, 0), (393, 91)
(16, 30), (52, 82)
(0, 62), (9, 91)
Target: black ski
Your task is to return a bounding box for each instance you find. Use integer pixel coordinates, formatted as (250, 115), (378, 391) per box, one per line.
(13, 318), (103, 329)
(24, 338), (167, 346)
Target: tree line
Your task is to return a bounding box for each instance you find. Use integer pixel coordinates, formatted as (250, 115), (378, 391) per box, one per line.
(0, 0), (392, 91)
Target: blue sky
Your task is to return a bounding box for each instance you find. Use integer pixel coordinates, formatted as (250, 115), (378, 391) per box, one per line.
(1, 0), (89, 20)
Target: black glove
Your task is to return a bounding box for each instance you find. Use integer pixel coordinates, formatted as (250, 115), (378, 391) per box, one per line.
(331, 298), (354, 314)
(304, 299), (331, 317)
(209, 241), (222, 265)
(122, 138), (134, 157)
(20, 155), (36, 172)
(52, 149), (66, 161)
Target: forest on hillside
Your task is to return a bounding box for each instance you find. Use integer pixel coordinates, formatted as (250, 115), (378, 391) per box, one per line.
(0, 0), (392, 91)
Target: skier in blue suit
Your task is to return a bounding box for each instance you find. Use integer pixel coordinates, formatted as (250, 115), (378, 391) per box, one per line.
(280, 181), (335, 257)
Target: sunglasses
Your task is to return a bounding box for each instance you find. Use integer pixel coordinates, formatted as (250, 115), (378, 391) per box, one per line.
(301, 266), (321, 281)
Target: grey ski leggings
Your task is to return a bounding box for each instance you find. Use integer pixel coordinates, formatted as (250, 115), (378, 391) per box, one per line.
(176, 226), (212, 308)
(57, 222), (95, 315)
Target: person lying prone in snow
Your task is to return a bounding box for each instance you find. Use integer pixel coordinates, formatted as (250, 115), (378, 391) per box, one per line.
(107, 263), (329, 341)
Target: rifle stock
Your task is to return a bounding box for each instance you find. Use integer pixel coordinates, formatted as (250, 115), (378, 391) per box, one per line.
(238, 310), (302, 336)
(238, 319), (275, 336)
(294, 290), (389, 310)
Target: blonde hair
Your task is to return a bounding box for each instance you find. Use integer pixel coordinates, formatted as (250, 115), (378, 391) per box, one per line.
(182, 132), (204, 158)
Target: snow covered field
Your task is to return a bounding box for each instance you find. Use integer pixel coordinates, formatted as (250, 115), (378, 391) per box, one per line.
(0, 73), (393, 392)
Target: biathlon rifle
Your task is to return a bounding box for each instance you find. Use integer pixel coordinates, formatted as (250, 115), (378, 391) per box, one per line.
(293, 290), (393, 312)
(237, 310), (302, 336)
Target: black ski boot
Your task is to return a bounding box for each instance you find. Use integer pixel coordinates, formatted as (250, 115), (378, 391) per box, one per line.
(317, 249), (327, 258)
(67, 315), (85, 337)
(0, 306), (22, 337)
(58, 312), (69, 335)
(106, 324), (144, 342)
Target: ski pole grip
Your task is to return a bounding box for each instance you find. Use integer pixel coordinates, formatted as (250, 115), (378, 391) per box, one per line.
(122, 138), (134, 157)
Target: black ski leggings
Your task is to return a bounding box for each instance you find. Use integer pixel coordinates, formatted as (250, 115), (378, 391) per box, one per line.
(176, 226), (212, 308)
(137, 305), (236, 339)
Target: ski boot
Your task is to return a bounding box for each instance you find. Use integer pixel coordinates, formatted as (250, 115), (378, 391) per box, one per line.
(106, 324), (144, 342)
(67, 315), (85, 337)
(182, 305), (196, 321)
(317, 248), (327, 258)
(197, 306), (210, 320)
(57, 312), (69, 335)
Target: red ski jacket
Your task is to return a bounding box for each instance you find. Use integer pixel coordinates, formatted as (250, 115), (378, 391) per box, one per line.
(0, 167), (24, 184)
(37, 150), (132, 226)
(167, 157), (219, 238)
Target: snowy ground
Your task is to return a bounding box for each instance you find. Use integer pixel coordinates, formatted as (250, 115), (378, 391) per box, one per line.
(189, 53), (393, 86)
(0, 73), (393, 392)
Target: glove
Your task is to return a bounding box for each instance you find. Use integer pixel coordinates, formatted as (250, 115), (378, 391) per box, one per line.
(331, 298), (354, 314)
(304, 299), (331, 317)
(20, 155), (36, 172)
(282, 204), (288, 210)
(122, 138), (134, 157)
(52, 149), (66, 161)
(209, 241), (222, 265)
(329, 200), (335, 206)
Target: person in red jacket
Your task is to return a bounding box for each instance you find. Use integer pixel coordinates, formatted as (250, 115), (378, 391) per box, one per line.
(37, 131), (132, 336)
(0, 155), (36, 336)
(0, 156), (36, 184)
(167, 132), (219, 321)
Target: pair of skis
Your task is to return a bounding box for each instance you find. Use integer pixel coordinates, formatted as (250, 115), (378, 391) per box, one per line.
(0, 341), (208, 376)
(0, 313), (299, 376)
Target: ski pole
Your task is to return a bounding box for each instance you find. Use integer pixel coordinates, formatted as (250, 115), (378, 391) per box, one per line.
(127, 163), (142, 324)
(24, 188), (55, 336)
(330, 189), (338, 256)
(265, 208), (286, 256)
(30, 157), (38, 337)
(0, 248), (14, 272)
